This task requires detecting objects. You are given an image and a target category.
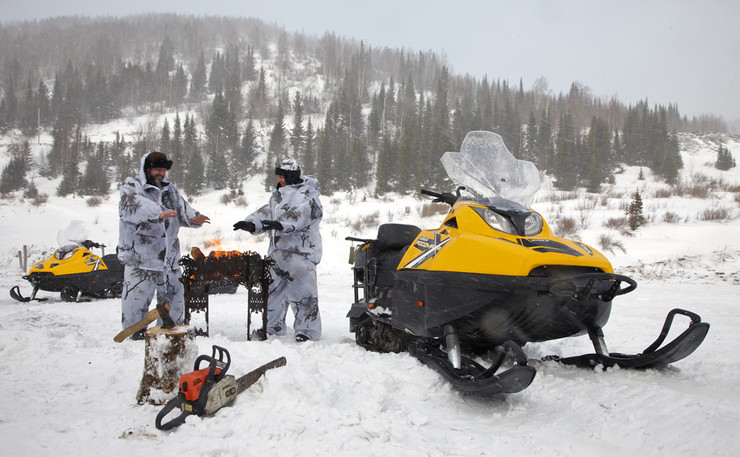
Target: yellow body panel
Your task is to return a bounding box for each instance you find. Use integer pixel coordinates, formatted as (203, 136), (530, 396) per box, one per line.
(28, 246), (108, 276)
(398, 202), (613, 276)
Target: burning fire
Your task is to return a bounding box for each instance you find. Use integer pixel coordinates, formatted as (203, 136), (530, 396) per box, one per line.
(186, 245), (264, 281)
(203, 238), (224, 250)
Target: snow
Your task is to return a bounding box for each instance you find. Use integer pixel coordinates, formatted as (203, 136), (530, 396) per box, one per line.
(1, 132), (739, 456)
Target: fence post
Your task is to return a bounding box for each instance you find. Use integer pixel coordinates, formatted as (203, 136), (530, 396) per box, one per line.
(18, 245), (28, 272)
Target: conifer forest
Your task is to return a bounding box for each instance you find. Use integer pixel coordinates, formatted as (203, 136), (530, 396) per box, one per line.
(0, 14), (731, 198)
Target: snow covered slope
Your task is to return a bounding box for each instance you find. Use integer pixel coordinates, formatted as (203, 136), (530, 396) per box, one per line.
(0, 132), (738, 456)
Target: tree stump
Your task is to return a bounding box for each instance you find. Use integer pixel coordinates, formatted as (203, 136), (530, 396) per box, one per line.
(136, 325), (198, 405)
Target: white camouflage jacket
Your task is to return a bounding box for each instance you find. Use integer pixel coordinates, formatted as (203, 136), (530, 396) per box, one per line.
(117, 153), (203, 271)
(243, 175), (323, 264)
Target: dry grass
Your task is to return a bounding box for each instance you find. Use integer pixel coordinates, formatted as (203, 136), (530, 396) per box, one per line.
(598, 233), (626, 255)
(420, 202), (449, 218)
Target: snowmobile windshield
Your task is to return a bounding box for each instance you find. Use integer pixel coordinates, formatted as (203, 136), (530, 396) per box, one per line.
(57, 220), (90, 248)
(54, 244), (80, 260)
(440, 131), (540, 207)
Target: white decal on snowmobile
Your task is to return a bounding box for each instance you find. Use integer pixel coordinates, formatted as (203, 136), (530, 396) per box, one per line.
(403, 237), (450, 269)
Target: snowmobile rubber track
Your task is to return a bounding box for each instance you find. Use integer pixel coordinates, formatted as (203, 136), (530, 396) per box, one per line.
(409, 340), (536, 396)
(556, 308), (710, 369)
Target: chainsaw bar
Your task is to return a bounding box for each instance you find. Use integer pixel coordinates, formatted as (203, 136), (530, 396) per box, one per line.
(236, 356), (287, 394)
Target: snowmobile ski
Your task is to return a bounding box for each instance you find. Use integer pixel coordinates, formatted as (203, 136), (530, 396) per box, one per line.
(155, 346), (286, 431)
(408, 340), (536, 396)
(9, 285), (45, 302)
(552, 308), (709, 369)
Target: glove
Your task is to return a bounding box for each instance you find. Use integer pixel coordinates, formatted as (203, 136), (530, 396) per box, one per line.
(233, 221), (255, 232)
(261, 220), (284, 231)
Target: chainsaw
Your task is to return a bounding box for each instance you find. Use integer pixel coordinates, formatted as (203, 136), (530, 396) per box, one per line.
(155, 345), (286, 430)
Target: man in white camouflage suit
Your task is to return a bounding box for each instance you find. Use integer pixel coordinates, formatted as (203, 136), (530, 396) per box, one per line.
(234, 158), (323, 341)
(117, 151), (210, 338)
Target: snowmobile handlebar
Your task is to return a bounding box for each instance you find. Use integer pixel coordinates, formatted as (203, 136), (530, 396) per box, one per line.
(80, 240), (105, 249)
(421, 189), (458, 206)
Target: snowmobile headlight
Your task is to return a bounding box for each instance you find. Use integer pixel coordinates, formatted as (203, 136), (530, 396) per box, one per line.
(523, 213), (543, 236)
(473, 207), (517, 235)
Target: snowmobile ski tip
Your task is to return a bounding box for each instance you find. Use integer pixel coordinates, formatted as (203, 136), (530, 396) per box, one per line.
(554, 308), (710, 369)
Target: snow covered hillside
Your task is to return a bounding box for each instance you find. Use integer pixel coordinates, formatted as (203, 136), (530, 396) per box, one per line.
(0, 131), (739, 456)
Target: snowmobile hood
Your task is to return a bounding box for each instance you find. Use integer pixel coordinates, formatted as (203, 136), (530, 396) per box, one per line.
(398, 201), (613, 277)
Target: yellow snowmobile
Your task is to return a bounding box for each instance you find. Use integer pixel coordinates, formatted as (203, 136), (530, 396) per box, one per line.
(346, 131), (709, 396)
(10, 240), (123, 302)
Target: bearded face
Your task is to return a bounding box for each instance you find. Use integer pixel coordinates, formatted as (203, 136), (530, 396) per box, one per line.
(146, 167), (167, 186)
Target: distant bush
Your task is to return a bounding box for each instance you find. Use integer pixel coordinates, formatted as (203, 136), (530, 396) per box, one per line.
(553, 216), (578, 236)
(603, 216), (629, 231)
(86, 196), (103, 207)
(653, 187), (673, 198)
(31, 193), (49, 206)
(698, 206), (734, 222)
(598, 233), (626, 255)
(420, 202), (449, 218)
(350, 211), (380, 232)
(662, 211), (682, 224)
(539, 191), (579, 203)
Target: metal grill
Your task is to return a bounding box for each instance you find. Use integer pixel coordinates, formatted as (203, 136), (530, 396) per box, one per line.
(180, 249), (272, 339)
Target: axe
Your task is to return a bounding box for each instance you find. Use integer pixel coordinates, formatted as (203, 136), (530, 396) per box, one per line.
(114, 302), (176, 343)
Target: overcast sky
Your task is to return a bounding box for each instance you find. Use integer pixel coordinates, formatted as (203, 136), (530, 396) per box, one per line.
(2, 0), (738, 121)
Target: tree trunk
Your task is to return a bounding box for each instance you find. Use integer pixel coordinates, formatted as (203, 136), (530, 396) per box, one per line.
(136, 325), (198, 405)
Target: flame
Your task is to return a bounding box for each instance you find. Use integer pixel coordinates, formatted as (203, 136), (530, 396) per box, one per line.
(209, 250), (243, 259)
(203, 238), (223, 250)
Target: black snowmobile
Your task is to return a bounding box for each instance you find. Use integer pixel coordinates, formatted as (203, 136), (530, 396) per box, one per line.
(345, 131), (709, 397)
(10, 240), (124, 302)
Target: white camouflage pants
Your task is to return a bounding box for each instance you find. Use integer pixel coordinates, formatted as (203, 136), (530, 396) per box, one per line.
(120, 266), (185, 329)
(267, 251), (322, 340)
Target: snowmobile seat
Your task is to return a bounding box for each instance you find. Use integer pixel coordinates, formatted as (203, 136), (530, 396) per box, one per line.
(102, 254), (124, 273)
(349, 224), (421, 300)
(374, 223), (421, 251)
(372, 224), (420, 290)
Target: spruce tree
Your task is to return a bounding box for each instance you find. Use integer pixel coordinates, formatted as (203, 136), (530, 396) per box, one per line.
(715, 143), (736, 170)
(56, 157), (80, 196)
(0, 151), (28, 194)
(169, 113), (185, 185)
(628, 190), (645, 231)
(553, 113), (578, 190)
(206, 147), (229, 190)
(304, 118), (315, 173)
(80, 141), (109, 195)
(290, 91), (305, 158)
(112, 132), (133, 183)
(183, 114), (205, 195)
(586, 116), (612, 192)
(189, 51), (207, 101)
(234, 118), (256, 175)
(266, 101), (287, 190)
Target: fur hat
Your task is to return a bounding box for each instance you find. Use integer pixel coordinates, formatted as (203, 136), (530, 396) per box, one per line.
(275, 158), (302, 185)
(144, 151), (173, 170)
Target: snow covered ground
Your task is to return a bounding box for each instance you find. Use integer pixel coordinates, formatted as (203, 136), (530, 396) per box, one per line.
(1, 132), (739, 456)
